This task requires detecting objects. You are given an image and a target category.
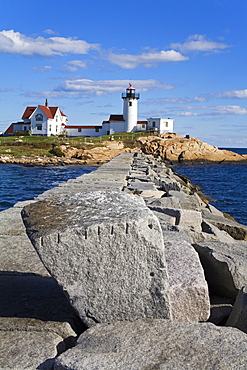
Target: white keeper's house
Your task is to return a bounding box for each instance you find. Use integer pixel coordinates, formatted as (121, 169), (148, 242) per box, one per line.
(5, 84), (174, 137)
(5, 99), (68, 136)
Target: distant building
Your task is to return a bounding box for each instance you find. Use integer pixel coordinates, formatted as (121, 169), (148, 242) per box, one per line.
(5, 85), (174, 137)
(5, 99), (67, 136)
(66, 84), (174, 137)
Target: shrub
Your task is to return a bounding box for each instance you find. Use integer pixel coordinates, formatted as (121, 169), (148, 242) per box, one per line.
(48, 147), (64, 157)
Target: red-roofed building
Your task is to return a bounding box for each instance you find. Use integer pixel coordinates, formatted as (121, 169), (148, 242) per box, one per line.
(5, 99), (68, 136)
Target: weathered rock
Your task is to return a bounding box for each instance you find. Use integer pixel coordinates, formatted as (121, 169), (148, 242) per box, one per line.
(22, 191), (171, 327)
(201, 220), (235, 243)
(194, 240), (247, 299)
(149, 206), (202, 232)
(0, 318), (77, 370)
(226, 286), (247, 333)
(165, 240), (210, 321)
(138, 133), (247, 163)
(54, 319), (247, 369)
(201, 209), (247, 240)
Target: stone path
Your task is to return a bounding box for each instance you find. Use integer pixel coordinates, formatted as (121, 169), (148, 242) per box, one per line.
(1, 152), (247, 369)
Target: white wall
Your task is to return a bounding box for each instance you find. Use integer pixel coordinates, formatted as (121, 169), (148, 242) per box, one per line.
(123, 98), (138, 132)
(136, 123), (147, 131)
(66, 126), (105, 137)
(30, 107), (48, 136)
(109, 121), (126, 134)
(147, 118), (174, 134)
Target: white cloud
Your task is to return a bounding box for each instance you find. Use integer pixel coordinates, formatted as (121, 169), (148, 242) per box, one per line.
(218, 89), (247, 99)
(171, 34), (230, 53)
(57, 79), (174, 96)
(0, 30), (99, 56)
(178, 112), (198, 116)
(65, 60), (88, 71)
(43, 29), (58, 35)
(32, 65), (52, 72)
(212, 105), (247, 115)
(106, 50), (188, 69)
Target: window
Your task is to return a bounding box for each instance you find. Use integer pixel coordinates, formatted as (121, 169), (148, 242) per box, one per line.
(152, 122), (156, 128)
(142, 124), (146, 129)
(95, 127), (100, 132)
(56, 116), (58, 122)
(36, 124), (42, 131)
(166, 122), (168, 127)
(129, 101), (132, 107)
(35, 114), (43, 121)
(49, 125), (52, 131)
(78, 128), (82, 132)
(24, 126), (27, 131)
(56, 125), (58, 133)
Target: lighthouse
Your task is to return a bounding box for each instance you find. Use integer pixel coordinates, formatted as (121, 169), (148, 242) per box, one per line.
(122, 84), (140, 132)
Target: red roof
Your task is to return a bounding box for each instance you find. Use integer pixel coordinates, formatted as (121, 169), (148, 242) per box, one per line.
(4, 123), (14, 134)
(22, 106), (67, 120)
(22, 107), (36, 119)
(137, 121), (148, 124)
(109, 114), (125, 121)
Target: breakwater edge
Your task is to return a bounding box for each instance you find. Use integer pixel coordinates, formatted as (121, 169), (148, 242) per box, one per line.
(2, 152), (247, 369)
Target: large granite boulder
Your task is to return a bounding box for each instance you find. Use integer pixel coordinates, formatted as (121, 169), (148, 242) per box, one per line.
(165, 240), (210, 321)
(0, 318), (77, 370)
(226, 286), (247, 333)
(22, 191), (171, 327)
(194, 240), (247, 299)
(54, 319), (247, 369)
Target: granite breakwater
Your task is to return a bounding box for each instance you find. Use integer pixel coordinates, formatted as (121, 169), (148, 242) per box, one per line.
(1, 153), (247, 369)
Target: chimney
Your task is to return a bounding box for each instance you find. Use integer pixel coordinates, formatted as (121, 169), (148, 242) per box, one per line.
(45, 99), (48, 107)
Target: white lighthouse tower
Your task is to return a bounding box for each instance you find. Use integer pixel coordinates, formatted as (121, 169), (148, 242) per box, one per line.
(122, 83), (140, 132)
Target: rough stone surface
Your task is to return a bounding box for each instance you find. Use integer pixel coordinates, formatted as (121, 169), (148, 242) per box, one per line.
(22, 191), (171, 327)
(226, 286), (247, 333)
(54, 319), (247, 369)
(201, 209), (247, 240)
(149, 206), (202, 232)
(0, 318), (77, 370)
(194, 240), (247, 299)
(165, 240), (210, 321)
(138, 133), (247, 163)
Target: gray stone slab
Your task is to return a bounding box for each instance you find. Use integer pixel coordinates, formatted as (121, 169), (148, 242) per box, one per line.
(0, 317), (77, 370)
(54, 319), (247, 370)
(149, 206), (202, 232)
(0, 317), (76, 370)
(226, 286), (247, 333)
(201, 210), (247, 240)
(194, 240), (247, 299)
(165, 240), (210, 321)
(22, 191), (171, 328)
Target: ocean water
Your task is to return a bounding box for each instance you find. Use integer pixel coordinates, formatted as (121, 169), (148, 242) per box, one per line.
(174, 148), (247, 226)
(0, 164), (97, 212)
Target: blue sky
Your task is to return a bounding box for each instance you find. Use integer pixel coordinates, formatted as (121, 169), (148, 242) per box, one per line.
(0, 0), (246, 147)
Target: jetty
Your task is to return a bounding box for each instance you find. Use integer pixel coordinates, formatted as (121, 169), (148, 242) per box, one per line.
(1, 153), (247, 369)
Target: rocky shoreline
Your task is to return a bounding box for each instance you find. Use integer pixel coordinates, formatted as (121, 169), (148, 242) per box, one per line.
(1, 134), (247, 167)
(1, 153), (247, 369)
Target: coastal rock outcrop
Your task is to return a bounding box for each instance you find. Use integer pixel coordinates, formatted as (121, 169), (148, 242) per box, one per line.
(138, 133), (247, 163)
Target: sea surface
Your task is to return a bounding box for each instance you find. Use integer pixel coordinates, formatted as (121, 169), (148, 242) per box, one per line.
(0, 164), (97, 212)
(174, 148), (247, 226)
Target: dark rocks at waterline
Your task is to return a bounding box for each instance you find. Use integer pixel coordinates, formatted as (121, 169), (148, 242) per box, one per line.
(1, 153), (247, 368)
